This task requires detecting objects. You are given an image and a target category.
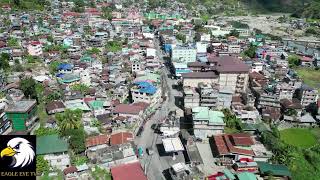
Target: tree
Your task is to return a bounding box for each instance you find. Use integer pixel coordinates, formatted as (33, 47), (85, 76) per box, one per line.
(26, 55), (36, 63)
(285, 109), (298, 116)
(0, 53), (10, 71)
(288, 55), (301, 67)
(86, 47), (101, 55)
(45, 91), (62, 103)
(105, 41), (122, 52)
(228, 29), (240, 37)
(49, 61), (60, 75)
(72, 0), (85, 12)
(7, 38), (18, 47)
(13, 0), (21, 7)
(101, 7), (113, 20)
(176, 33), (186, 43)
(244, 45), (257, 58)
(62, 128), (86, 154)
(34, 127), (59, 136)
(20, 77), (38, 100)
(46, 35), (54, 43)
(71, 83), (90, 95)
(56, 109), (82, 132)
(222, 109), (243, 132)
(36, 155), (49, 175)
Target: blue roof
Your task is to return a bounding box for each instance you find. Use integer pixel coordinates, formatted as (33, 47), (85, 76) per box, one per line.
(134, 81), (157, 95)
(56, 73), (64, 78)
(58, 63), (73, 71)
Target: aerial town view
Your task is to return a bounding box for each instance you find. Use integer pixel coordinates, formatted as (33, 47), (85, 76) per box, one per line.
(0, 0), (319, 179)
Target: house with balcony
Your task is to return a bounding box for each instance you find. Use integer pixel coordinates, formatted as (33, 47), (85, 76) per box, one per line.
(276, 82), (295, 100)
(198, 83), (219, 109)
(183, 86), (200, 108)
(298, 84), (319, 107)
(5, 100), (38, 132)
(0, 103), (10, 134)
(27, 41), (42, 56)
(192, 107), (225, 140)
(131, 81), (161, 107)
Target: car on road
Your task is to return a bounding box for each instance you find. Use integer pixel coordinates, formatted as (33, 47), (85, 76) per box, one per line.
(146, 148), (154, 155)
(136, 126), (144, 136)
(138, 147), (144, 157)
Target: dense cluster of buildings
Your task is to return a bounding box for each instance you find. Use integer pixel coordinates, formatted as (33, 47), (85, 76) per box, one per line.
(0, 0), (319, 180)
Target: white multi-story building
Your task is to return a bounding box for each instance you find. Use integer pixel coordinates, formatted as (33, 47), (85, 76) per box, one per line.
(27, 41), (42, 56)
(299, 85), (319, 107)
(228, 44), (241, 54)
(196, 42), (207, 54)
(171, 46), (197, 63)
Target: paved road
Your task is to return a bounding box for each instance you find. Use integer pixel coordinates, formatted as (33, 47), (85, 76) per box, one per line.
(134, 38), (183, 180)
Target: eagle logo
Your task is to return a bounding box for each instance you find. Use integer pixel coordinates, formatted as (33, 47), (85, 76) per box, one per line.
(0, 137), (35, 168)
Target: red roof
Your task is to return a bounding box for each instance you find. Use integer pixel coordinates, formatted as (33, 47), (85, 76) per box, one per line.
(30, 41), (41, 46)
(110, 132), (133, 145)
(207, 172), (225, 180)
(63, 12), (80, 17)
(86, 134), (110, 148)
(300, 56), (313, 62)
(83, 97), (95, 103)
(63, 166), (77, 175)
(230, 133), (254, 146)
(111, 162), (147, 180)
(212, 134), (255, 156)
(113, 104), (144, 115)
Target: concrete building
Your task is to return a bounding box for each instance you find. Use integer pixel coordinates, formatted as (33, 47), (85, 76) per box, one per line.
(213, 56), (250, 94)
(196, 42), (207, 54)
(198, 83), (219, 109)
(171, 46), (197, 63)
(132, 61), (143, 73)
(27, 41), (43, 56)
(257, 92), (281, 109)
(299, 84), (319, 107)
(276, 82), (294, 100)
(131, 81), (161, 107)
(218, 88), (234, 109)
(5, 100), (38, 132)
(0, 103), (10, 134)
(37, 134), (70, 170)
(183, 87), (200, 108)
(192, 107), (225, 139)
(228, 44), (241, 54)
(173, 62), (192, 77)
(251, 62), (264, 73)
(182, 72), (218, 88)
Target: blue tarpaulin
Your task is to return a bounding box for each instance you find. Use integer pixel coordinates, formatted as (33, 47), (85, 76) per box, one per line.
(58, 63), (73, 71)
(134, 81), (157, 95)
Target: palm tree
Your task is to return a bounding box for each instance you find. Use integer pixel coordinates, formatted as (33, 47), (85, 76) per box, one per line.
(56, 109), (82, 132)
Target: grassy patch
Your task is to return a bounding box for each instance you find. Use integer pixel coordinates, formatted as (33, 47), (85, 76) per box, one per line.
(280, 128), (317, 148)
(295, 68), (320, 91)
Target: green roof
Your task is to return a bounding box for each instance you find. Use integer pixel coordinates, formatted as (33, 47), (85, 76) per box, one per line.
(192, 107), (225, 125)
(237, 172), (256, 180)
(64, 100), (91, 111)
(251, 41), (263, 46)
(223, 169), (236, 180)
(58, 73), (80, 84)
(243, 123), (269, 132)
(88, 100), (104, 110)
(37, 134), (69, 155)
(257, 161), (291, 177)
(80, 55), (95, 62)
